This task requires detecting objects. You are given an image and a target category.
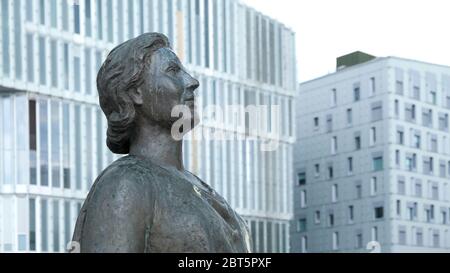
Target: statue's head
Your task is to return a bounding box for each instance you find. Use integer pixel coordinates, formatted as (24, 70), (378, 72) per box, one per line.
(97, 33), (200, 154)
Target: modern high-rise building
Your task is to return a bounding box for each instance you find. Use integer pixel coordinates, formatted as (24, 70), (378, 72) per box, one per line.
(0, 0), (296, 252)
(292, 51), (450, 253)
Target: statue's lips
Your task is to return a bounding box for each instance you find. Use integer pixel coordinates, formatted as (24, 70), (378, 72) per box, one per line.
(183, 96), (195, 102)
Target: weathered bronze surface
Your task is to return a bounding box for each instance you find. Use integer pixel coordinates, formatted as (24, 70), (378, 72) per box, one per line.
(72, 33), (252, 253)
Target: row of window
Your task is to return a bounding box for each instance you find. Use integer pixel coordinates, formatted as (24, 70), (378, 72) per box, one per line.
(197, 75), (294, 138)
(395, 123), (450, 156)
(184, 134), (292, 215)
(395, 68), (450, 109)
(396, 225), (449, 248)
(297, 205), (384, 234)
(248, 219), (289, 253)
(298, 226), (380, 252)
(297, 154), (383, 187)
(397, 100), (450, 132)
(0, 0), (296, 89)
(395, 199), (450, 225)
(313, 102), (383, 133)
(395, 149), (450, 179)
(298, 177), (381, 210)
(396, 176), (450, 201)
(4, 30), (104, 95)
(27, 197), (82, 252)
(329, 77), (377, 107)
(27, 98), (112, 191)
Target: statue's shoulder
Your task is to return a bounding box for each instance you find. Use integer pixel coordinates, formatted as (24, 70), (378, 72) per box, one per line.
(98, 155), (158, 182)
(89, 155), (161, 199)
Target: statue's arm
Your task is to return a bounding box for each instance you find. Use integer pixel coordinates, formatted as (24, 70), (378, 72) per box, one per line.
(79, 173), (154, 253)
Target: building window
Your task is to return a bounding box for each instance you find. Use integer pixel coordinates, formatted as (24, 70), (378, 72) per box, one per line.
(395, 150), (400, 166)
(423, 157), (434, 175)
(348, 157), (353, 174)
(346, 108), (352, 125)
(355, 184), (362, 199)
(29, 198), (36, 251)
(328, 166), (334, 180)
(413, 86), (420, 100)
(329, 213), (334, 227)
(39, 0), (46, 25)
(439, 113), (449, 131)
(297, 218), (307, 233)
(331, 136), (337, 155)
(51, 101), (60, 188)
(326, 115), (333, 132)
(396, 200), (401, 216)
(73, 2), (80, 34)
(297, 172), (306, 186)
(394, 99), (399, 116)
(40, 100), (49, 186)
(413, 134), (421, 149)
(430, 90), (437, 105)
(430, 136), (438, 153)
(332, 184), (338, 203)
(314, 211), (321, 224)
(348, 205), (354, 223)
(374, 206), (384, 219)
(373, 156), (383, 171)
(356, 233), (363, 249)
(371, 226), (378, 241)
(332, 232), (339, 250)
(396, 80), (404, 95)
(370, 77), (376, 95)
(313, 117), (319, 129)
(41, 199), (48, 251)
(370, 127), (376, 146)
(355, 136), (361, 150)
(370, 177), (378, 195)
(405, 104), (416, 122)
(441, 162), (447, 178)
(314, 164), (320, 177)
(300, 190), (307, 208)
(396, 129), (404, 145)
(29, 100), (37, 185)
(399, 230), (407, 245)
(331, 88), (337, 106)
(416, 231), (423, 246)
(64, 201), (71, 246)
(354, 86), (360, 102)
(415, 181), (422, 197)
(422, 109), (433, 127)
(397, 178), (405, 195)
(432, 185), (439, 200)
(301, 236), (308, 253)
(433, 233), (440, 248)
(371, 102), (383, 121)
(38, 37), (46, 85)
(63, 104), (71, 189)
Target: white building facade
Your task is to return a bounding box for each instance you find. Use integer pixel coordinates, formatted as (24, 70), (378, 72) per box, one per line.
(0, 0), (296, 252)
(292, 55), (450, 253)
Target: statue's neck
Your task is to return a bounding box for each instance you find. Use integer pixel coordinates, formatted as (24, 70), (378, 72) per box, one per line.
(129, 122), (184, 171)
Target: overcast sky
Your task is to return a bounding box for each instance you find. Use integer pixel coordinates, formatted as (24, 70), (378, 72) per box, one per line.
(242, 0), (450, 83)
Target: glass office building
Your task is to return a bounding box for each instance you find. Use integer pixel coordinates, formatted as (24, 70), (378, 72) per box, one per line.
(0, 0), (296, 252)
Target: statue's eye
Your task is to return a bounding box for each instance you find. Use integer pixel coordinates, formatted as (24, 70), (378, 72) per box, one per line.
(166, 65), (181, 74)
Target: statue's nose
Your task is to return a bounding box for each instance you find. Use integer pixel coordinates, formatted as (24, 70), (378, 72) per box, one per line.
(186, 76), (199, 92)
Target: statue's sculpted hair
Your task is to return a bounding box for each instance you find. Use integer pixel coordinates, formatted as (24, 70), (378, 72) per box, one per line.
(97, 33), (170, 154)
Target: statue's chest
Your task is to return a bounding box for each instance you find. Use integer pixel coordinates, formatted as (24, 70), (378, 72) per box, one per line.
(146, 177), (250, 253)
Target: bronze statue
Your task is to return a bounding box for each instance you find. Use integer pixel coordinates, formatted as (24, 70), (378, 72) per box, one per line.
(72, 33), (252, 253)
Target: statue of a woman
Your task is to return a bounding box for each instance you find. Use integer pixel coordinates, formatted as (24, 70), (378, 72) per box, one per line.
(72, 33), (252, 253)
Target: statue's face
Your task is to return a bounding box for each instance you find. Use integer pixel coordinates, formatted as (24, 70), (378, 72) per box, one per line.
(138, 47), (199, 130)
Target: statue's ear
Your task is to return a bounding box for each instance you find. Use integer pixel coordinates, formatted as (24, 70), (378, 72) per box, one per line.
(129, 87), (144, 106)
